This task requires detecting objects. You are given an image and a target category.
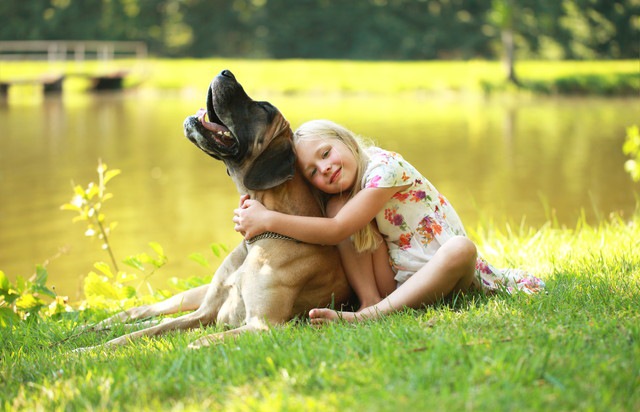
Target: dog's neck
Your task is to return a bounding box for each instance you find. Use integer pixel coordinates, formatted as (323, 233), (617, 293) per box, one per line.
(249, 168), (323, 217)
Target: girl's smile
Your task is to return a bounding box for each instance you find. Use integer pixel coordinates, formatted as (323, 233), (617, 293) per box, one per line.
(330, 168), (341, 184)
(296, 138), (357, 194)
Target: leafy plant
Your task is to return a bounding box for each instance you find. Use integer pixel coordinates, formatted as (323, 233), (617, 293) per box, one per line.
(60, 160), (121, 270)
(61, 161), (174, 309)
(80, 242), (170, 310)
(60, 160), (229, 310)
(623, 125), (640, 182)
(168, 242), (230, 292)
(0, 266), (72, 327)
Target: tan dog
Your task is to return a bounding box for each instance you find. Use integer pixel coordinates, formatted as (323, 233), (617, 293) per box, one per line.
(76, 70), (352, 350)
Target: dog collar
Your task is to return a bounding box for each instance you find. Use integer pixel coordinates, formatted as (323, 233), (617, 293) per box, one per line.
(245, 231), (299, 244)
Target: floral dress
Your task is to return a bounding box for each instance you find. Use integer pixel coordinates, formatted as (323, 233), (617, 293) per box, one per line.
(363, 147), (545, 294)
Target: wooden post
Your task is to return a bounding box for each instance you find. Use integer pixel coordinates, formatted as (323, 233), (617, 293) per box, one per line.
(92, 72), (126, 91)
(42, 75), (64, 94)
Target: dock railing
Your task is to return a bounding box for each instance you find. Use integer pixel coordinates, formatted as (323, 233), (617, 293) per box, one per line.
(0, 40), (147, 62)
(0, 41), (148, 96)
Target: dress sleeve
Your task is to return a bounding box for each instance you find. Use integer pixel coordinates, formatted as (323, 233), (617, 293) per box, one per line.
(363, 150), (411, 190)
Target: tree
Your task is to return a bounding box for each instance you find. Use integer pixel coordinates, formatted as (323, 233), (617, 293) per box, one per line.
(0, 0), (636, 60)
(488, 0), (520, 85)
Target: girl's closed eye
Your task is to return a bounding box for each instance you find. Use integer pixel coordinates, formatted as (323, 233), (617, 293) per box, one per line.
(309, 147), (331, 178)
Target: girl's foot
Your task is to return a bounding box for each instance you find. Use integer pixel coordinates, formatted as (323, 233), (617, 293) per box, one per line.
(309, 308), (358, 324)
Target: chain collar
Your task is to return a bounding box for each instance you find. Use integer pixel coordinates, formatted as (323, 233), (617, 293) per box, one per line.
(245, 231), (299, 244)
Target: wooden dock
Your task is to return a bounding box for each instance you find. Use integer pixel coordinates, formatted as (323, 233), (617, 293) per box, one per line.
(0, 74), (64, 95)
(0, 72), (131, 96)
(0, 41), (146, 97)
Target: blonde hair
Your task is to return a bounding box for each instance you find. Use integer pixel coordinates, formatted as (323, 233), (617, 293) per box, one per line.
(294, 119), (382, 253)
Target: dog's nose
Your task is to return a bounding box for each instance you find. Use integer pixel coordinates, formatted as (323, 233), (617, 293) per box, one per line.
(220, 70), (235, 80)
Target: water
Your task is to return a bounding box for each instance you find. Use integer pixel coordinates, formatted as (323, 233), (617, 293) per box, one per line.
(1, 90), (637, 299)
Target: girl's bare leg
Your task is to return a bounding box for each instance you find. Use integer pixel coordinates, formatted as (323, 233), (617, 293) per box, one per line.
(309, 236), (477, 324)
(370, 235), (397, 299)
(326, 195), (396, 309)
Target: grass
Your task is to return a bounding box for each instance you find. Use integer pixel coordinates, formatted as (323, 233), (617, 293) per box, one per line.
(0, 59), (638, 96)
(1, 209), (639, 411)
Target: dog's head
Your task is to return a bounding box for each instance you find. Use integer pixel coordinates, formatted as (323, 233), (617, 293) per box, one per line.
(183, 70), (295, 192)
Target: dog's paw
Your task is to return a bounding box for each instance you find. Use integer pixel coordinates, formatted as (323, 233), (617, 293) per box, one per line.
(70, 345), (98, 354)
(187, 334), (220, 349)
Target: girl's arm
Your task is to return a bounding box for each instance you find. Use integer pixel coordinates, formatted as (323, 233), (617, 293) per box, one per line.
(234, 185), (408, 245)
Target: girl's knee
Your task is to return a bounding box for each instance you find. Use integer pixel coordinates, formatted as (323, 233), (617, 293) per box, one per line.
(446, 236), (477, 267)
(444, 237), (477, 290)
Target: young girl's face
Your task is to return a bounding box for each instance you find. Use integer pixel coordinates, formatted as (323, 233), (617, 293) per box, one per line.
(296, 138), (357, 194)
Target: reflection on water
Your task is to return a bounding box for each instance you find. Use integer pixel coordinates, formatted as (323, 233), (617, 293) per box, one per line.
(0, 91), (638, 298)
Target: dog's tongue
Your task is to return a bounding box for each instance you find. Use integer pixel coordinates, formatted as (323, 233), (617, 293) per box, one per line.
(197, 108), (231, 135)
(196, 108), (235, 147)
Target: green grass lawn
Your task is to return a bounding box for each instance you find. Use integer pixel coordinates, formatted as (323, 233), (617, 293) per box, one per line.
(1, 59), (638, 96)
(2, 210), (638, 411)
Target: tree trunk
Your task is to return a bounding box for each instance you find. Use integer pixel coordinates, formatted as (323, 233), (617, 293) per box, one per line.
(501, 28), (520, 86)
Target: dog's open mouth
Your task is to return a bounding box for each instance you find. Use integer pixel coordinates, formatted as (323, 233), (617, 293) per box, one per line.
(197, 108), (235, 148)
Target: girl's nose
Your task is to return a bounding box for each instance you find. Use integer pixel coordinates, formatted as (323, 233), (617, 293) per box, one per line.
(319, 161), (331, 174)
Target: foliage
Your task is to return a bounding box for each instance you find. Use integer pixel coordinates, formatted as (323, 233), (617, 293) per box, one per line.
(80, 243), (170, 311)
(502, 71), (640, 95)
(58, 161), (223, 310)
(623, 125), (640, 182)
(169, 243), (230, 292)
(1, 210), (639, 411)
(0, 0), (637, 61)
(61, 160), (121, 270)
(0, 266), (72, 328)
(58, 161), (173, 310)
(487, 0), (519, 84)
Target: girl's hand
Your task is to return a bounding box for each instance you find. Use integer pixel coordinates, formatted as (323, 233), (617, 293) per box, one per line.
(238, 194), (250, 208)
(233, 198), (270, 239)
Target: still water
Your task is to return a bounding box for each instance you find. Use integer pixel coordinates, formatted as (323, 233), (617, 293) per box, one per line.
(0, 91), (638, 299)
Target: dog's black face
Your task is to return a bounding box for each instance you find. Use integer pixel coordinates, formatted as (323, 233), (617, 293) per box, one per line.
(183, 70), (295, 191)
(183, 70), (271, 162)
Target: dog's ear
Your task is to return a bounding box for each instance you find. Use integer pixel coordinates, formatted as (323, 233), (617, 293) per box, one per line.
(243, 133), (295, 191)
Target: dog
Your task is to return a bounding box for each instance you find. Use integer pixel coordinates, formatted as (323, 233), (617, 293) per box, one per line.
(75, 70), (352, 350)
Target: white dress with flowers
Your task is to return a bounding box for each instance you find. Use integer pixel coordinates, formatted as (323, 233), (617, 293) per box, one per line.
(363, 147), (544, 294)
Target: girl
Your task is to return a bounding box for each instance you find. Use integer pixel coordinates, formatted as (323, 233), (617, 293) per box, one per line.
(233, 120), (544, 323)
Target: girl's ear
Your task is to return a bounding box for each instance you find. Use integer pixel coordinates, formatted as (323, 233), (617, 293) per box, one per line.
(243, 133), (295, 191)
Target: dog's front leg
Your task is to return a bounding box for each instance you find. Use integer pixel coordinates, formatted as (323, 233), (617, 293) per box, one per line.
(88, 260), (252, 348)
(81, 284), (210, 333)
(80, 243), (248, 333)
(188, 267), (303, 349)
(186, 317), (270, 348)
(72, 243), (250, 353)
(75, 309), (213, 351)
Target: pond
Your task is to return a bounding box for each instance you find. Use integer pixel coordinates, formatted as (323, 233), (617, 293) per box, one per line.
(0, 90), (637, 299)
